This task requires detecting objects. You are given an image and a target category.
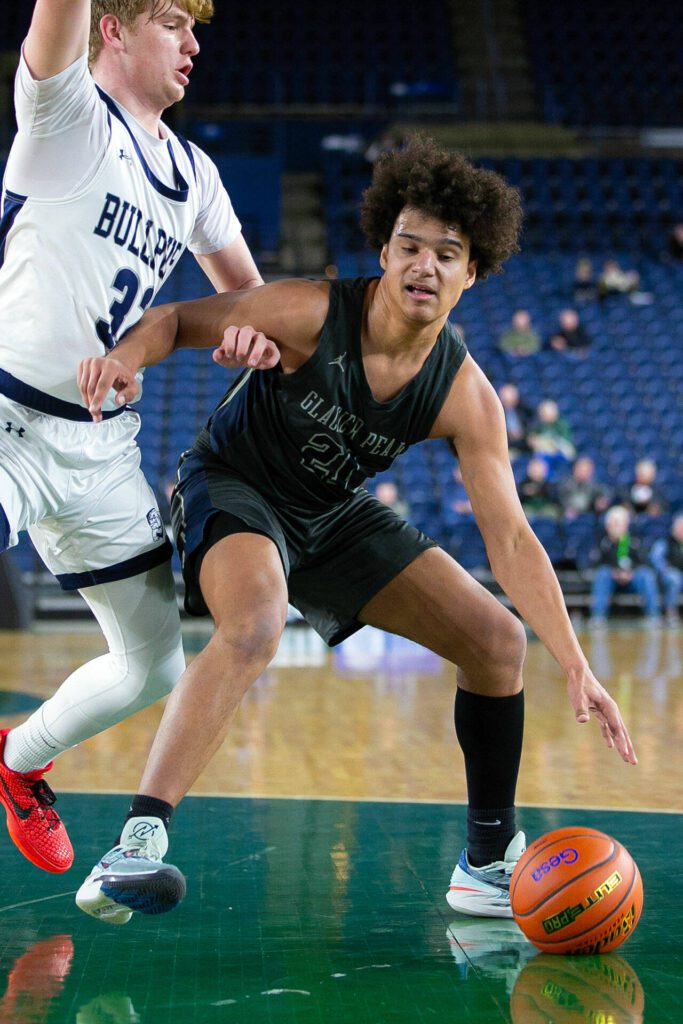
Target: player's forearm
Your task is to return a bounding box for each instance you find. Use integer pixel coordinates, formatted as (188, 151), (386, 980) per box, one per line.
(488, 528), (589, 675)
(111, 305), (182, 371)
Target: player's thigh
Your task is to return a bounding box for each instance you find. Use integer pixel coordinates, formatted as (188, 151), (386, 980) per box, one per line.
(358, 546), (526, 685)
(30, 447), (169, 583)
(79, 560), (182, 659)
(199, 531), (289, 662)
(0, 404), (61, 549)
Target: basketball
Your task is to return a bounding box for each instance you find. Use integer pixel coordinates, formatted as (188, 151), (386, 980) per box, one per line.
(510, 827), (643, 954)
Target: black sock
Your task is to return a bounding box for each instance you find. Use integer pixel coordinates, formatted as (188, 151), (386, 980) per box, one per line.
(454, 687), (524, 866)
(118, 794), (174, 845)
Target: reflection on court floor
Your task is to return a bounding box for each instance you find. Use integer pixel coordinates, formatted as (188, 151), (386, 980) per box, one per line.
(0, 625), (681, 1021)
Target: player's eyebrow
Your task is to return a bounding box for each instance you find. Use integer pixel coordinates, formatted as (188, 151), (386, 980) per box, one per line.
(396, 230), (464, 251)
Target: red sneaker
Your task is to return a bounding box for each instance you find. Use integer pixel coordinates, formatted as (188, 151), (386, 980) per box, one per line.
(0, 729), (74, 873)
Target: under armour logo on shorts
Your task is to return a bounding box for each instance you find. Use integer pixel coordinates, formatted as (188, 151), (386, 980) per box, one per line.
(4, 422), (25, 438)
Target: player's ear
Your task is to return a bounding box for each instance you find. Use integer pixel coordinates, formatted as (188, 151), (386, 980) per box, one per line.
(463, 260), (477, 289)
(379, 244), (389, 270)
(99, 15), (126, 54)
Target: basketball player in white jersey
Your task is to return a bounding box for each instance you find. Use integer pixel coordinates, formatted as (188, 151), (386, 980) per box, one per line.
(0, 0), (265, 874)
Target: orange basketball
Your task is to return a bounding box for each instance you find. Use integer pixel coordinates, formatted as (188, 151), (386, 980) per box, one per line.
(510, 827), (643, 954)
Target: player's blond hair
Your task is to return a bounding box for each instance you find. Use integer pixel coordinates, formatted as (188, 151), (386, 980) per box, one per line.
(89, 0), (214, 65)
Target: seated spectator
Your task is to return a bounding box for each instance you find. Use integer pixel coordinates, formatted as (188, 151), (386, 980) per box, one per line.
(597, 259), (653, 306)
(589, 505), (660, 628)
(517, 457), (559, 519)
(620, 458), (666, 517)
(528, 399), (576, 469)
(365, 129), (405, 164)
(667, 222), (683, 262)
(557, 457), (611, 519)
(573, 258), (597, 303)
(375, 480), (410, 519)
(498, 383), (532, 459)
(650, 513), (683, 628)
(445, 464), (473, 517)
(548, 308), (592, 355)
(498, 309), (541, 357)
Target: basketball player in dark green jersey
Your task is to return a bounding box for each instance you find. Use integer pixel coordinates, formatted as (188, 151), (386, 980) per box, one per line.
(75, 138), (636, 925)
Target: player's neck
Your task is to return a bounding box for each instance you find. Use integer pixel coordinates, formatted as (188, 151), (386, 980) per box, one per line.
(365, 280), (447, 359)
(92, 70), (166, 139)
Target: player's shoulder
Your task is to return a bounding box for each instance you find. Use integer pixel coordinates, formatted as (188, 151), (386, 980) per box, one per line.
(266, 278), (331, 323)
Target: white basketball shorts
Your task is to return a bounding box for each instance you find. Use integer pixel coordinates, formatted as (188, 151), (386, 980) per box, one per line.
(0, 386), (171, 590)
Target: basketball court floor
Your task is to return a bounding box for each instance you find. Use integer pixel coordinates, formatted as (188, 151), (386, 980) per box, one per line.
(0, 620), (681, 1023)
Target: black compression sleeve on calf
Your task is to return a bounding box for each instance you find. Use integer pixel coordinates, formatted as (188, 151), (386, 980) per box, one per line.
(455, 687), (524, 865)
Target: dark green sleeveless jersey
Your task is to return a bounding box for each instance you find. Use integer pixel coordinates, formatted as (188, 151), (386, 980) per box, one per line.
(196, 277), (467, 513)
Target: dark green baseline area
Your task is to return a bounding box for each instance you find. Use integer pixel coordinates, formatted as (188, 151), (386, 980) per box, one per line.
(0, 797), (679, 1023)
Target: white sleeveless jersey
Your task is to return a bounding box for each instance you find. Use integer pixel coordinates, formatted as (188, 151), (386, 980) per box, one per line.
(0, 53), (240, 410)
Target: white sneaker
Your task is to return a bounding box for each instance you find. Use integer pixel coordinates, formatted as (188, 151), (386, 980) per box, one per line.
(446, 831), (526, 918)
(75, 817), (186, 925)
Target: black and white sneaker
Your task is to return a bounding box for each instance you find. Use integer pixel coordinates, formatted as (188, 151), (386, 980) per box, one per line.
(75, 817), (185, 925)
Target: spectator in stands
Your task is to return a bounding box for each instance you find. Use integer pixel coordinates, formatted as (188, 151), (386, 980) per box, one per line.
(365, 129), (405, 165)
(573, 258), (597, 303)
(589, 505), (660, 628)
(548, 308), (592, 355)
(498, 383), (531, 460)
(650, 514), (683, 628)
(597, 259), (652, 306)
(557, 457), (611, 520)
(666, 222), (683, 262)
(518, 457), (559, 519)
(497, 309), (541, 357)
(620, 458), (666, 517)
(375, 480), (410, 520)
(528, 399), (576, 469)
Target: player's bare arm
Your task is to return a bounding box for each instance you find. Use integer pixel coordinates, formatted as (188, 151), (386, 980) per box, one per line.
(24, 0), (91, 80)
(430, 355), (637, 765)
(78, 279), (330, 420)
(195, 235), (264, 293)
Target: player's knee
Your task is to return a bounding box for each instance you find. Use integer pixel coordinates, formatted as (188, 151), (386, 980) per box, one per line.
(481, 610), (527, 691)
(142, 633), (186, 702)
(213, 611), (284, 673)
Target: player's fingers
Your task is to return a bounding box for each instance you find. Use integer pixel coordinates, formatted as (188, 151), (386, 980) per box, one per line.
(89, 364), (126, 420)
(596, 702), (638, 764)
(234, 325), (257, 362)
(114, 379), (139, 406)
(247, 334), (277, 368)
(261, 339), (281, 368)
(77, 359), (91, 402)
(215, 326), (239, 360)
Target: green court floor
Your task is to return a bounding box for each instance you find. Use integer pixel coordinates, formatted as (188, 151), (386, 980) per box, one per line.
(0, 797), (678, 1023)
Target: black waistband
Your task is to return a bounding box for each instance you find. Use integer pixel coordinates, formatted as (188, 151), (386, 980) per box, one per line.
(0, 368), (128, 421)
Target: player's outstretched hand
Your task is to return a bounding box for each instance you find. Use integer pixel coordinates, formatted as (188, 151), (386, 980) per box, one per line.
(567, 667), (637, 765)
(78, 356), (140, 423)
(212, 325), (280, 371)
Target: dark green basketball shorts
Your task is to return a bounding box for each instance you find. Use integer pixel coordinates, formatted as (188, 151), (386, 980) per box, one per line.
(172, 448), (436, 646)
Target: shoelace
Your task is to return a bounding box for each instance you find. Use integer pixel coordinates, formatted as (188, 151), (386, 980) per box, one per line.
(28, 779), (61, 831)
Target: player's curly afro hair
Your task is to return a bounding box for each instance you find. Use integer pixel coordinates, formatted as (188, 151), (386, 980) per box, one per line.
(360, 136), (523, 279)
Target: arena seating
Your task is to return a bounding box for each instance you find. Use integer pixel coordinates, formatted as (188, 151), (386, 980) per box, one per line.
(520, 0), (683, 127)
(186, 0), (459, 109)
(323, 151), (683, 257)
